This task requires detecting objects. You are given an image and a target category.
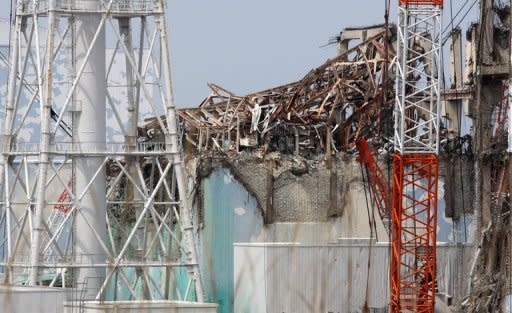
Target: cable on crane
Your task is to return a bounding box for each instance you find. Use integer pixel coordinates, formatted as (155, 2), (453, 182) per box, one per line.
(359, 160), (377, 312)
(448, 0), (468, 245)
(359, 161), (375, 237)
(442, 0), (478, 39)
(9, 0), (14, 57)
(381, 0), (392, 136)
(452, 0), (469, 244)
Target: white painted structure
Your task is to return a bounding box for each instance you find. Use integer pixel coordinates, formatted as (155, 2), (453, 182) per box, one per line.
(395, 5), (442, 154)
(72, 0), (107, 294)
(0, 286), (218, 313)
(0, 0), (207, 308)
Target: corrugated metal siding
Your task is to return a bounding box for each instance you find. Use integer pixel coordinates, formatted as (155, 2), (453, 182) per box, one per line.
(233, 245), (266, 313)
(264, 245), (388, 312)
(234, 243), (473, 313)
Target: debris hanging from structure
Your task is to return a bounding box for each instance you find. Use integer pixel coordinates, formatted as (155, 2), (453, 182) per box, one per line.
(143, 29), (395, 157)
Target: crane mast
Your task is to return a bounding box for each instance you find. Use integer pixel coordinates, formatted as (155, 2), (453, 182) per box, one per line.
(393, 0), (442, 312)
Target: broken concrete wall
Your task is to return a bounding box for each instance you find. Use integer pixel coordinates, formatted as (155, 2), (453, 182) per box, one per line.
(192, 157), (389, 313)
(460, 1), (512, 311)
(188, 149), (475, 244)
(186, 149), (477, 313)
(189, 153), (389, 242)
(441, 155), (475, 219)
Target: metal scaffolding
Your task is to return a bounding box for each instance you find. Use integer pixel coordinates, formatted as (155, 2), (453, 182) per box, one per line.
(0, 0), (203, 302)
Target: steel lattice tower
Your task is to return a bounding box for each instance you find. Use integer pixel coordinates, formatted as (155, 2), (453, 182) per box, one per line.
(392, 0), (442, 312)
(0, 0), (204, 302)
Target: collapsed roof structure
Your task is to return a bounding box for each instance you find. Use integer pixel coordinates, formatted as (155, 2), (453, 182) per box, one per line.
(143, 28), (394, 157)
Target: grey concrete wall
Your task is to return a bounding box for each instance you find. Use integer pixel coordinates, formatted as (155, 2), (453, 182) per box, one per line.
(0, 286), (71, 313)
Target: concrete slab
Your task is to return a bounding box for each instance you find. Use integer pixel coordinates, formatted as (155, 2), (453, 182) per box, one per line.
(0, 285), (71, 313)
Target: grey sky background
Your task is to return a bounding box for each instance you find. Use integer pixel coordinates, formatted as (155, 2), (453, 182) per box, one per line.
(166, 0), (389, 108)
(1, 1), (477, 108)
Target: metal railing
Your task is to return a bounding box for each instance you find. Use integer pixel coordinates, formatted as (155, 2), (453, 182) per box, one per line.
(9, 252), (176, 266)
(11, 253), (104, 266)
(10, 141), (167, 154)
(22, 0), (155, 13)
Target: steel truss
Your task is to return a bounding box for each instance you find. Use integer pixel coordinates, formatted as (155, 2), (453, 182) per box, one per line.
(395, 4), (442, 155)
(391, 154), (438, 312)
(393, 1), (442, 312)
(0, 0), (204, 302)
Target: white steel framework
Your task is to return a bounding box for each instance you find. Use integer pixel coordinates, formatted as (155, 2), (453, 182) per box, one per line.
(394, 4), (442, 154)
(0, 0), (204, 302)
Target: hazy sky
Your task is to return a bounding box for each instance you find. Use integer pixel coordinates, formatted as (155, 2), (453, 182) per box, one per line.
(166, 0), (389, 107)
(0, 1), (477, 108)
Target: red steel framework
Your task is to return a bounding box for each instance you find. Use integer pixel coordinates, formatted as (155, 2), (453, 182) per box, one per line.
(54, 181), (73, 213)
(356, 137), (391, 221)
(356, 144), (439, 313)
(390, 154), (438, 312)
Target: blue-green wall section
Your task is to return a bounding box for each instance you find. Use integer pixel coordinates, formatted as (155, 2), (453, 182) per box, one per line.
(200, 168), (263, 313)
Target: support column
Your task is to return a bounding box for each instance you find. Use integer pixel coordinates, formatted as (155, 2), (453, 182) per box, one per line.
(156, 0), (204, 301)
(2, 0), (23, 285)
(28, 0), (57, 286)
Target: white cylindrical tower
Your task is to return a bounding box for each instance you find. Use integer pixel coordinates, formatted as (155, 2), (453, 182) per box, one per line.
(73, 0), (106, 294)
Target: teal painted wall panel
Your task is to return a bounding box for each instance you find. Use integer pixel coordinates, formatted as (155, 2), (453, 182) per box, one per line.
(201, 168), (263, 313)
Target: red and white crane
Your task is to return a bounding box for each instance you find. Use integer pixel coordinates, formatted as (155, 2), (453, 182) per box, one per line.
(393, 1), (442, 312)
(359, 0), (443, 312)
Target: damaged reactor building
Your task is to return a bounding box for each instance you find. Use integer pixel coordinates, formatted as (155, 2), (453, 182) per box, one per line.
(0, 1), (512, 313)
